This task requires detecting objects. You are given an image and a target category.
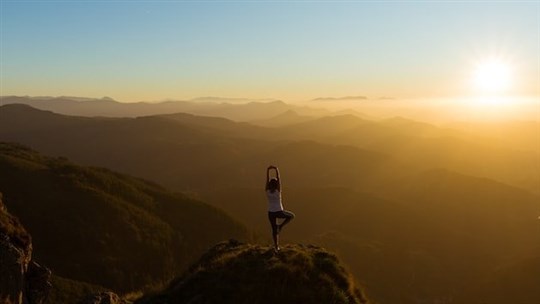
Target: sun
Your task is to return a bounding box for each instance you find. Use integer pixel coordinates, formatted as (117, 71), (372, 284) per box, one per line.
(472, 58), (513, 94)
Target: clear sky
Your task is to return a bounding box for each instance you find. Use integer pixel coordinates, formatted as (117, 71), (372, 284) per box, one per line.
(0, 1), (538, 102)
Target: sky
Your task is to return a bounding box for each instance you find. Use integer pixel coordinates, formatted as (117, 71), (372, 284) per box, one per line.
(0, 0), (539, 102)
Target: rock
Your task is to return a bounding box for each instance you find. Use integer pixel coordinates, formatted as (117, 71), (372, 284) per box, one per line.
(0, 192), (51, 304)
(26, 261), (52, 304)
(0, 232), (28, 304)
(78, 291), (127, 304)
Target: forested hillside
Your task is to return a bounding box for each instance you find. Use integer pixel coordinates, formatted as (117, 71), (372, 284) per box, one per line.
(0, 142), (248, 292)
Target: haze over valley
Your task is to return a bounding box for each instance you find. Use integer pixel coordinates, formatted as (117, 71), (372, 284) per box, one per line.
(1, 97), (539, 303)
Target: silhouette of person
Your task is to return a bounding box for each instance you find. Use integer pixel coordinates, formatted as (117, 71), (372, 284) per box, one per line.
(266, 165), (295, 252)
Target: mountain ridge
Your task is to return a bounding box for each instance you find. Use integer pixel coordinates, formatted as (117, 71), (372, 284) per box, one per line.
(0, 96), (331, 121)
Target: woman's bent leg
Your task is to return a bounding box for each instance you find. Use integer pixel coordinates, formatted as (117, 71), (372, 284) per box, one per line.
(278, 210), (295, 231)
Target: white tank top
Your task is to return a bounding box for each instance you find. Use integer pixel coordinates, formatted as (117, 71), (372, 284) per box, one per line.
(266, 190), (283, 212)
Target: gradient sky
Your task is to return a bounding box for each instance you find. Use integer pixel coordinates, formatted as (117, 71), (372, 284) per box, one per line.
(0, 1), (538, 102)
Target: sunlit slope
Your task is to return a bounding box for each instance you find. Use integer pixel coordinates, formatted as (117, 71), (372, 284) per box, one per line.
(278, 115), (540, 194)
(136, 240), (369, 304)
(0, 142), (248, 292)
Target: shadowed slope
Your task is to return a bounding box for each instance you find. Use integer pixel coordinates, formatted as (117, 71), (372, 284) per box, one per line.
(0, 142), (248, 292)
(137, 240), (368, 304)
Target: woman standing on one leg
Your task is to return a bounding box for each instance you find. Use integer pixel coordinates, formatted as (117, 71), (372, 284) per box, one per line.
(266, 165), (295, 252)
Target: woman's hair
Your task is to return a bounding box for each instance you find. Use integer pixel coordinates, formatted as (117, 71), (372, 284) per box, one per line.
(267, 178), (279, 192)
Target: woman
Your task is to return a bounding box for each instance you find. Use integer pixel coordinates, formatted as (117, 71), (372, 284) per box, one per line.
(266, 165), (295, 252)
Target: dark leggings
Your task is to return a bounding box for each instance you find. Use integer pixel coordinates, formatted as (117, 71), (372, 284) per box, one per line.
(268, 210), (295, 236)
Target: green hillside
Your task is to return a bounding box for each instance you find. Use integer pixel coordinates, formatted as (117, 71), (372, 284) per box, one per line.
(0, 142), (248, 292)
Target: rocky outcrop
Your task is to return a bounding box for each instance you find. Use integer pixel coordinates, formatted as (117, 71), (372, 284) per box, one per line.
(78, 292), (127, 304)
(0, 192), (51, 304)
(26, 261), (52, 304)
(136, 239), (369, 304)
(0, 232), (29, 304)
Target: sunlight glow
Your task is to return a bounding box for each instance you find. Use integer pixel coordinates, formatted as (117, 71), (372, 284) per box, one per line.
(472, 58), (513, 94)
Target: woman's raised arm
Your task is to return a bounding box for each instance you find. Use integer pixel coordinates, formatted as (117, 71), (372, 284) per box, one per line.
(274, 167), (281, 191)
(266, 166), (272, 190)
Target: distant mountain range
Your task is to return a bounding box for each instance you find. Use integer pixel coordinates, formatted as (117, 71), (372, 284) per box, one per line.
(1, 103), (539, 303)
(0, 95), (333, 121)
(0, 104), (389, 192)
(0, 102), (537, 193)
